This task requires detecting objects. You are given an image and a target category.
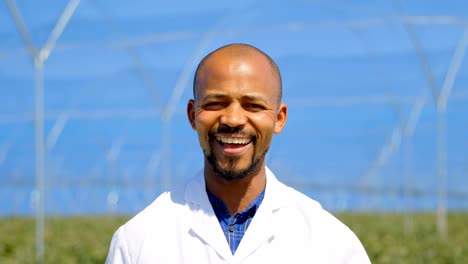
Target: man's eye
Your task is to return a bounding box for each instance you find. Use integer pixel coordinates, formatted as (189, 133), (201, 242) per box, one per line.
(204, 102), (225, 110)
(244, 103), (264, 111)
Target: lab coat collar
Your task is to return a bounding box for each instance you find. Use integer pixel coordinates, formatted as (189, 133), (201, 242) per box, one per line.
(184, 166), (295, 263)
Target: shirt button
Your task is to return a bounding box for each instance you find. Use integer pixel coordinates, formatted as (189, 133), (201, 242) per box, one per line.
(229, 225), (234, 232)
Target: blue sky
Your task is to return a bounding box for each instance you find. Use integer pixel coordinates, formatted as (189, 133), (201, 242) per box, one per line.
(1, 0), (467, 214)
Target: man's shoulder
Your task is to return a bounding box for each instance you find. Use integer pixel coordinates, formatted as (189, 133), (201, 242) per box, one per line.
(271, 176), (323, 211)
(113, 183), (188, 245)
(124, 183), (187, 230)
(106, 182), (194, 263)
(274, 179), (366, 253)
(276, 181), (371, 263)
(273, 178), (354, 234)
(118, 171), (204, 235)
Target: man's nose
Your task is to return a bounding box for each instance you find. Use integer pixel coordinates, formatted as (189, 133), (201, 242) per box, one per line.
(219, 103), (247, 128)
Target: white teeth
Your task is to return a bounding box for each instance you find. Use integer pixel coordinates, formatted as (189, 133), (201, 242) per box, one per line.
(216, 136), (250, 144)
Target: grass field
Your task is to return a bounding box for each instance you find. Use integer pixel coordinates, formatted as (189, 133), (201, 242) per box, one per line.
(0, 213), (467, 263)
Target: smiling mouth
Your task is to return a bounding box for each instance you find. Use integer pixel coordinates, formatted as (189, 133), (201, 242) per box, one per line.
(215, 136), (252, 145)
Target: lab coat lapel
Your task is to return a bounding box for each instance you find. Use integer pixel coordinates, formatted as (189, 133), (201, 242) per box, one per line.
(233, 168), (292, 262)
(185, 172), (233, 261)
(232, 197), (275, 262)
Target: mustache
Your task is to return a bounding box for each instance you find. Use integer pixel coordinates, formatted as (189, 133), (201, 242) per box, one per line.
(209, 125), (256, 139)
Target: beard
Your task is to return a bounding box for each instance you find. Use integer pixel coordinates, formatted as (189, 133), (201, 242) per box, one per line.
(205, 138), (268, 181)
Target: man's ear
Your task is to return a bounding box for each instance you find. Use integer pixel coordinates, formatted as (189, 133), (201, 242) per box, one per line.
(187, 99), (197, 130)
(274, 103), (287, 134)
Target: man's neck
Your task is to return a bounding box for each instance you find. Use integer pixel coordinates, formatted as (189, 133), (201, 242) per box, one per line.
(204, 165), (266, 216)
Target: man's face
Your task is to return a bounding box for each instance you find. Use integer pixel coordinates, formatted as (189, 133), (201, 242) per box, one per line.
(187, 51), (287, 181)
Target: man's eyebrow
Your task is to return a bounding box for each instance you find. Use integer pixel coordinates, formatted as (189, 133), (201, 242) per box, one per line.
(200, 94), (268, 104)
(242, 95), (268, 104)
(200, 94), (228, 101)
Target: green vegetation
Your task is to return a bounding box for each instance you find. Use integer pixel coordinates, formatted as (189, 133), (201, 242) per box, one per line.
(337, 213), (468, 264)
(0, 213), (467, 263)
(0, 216), (128, 264)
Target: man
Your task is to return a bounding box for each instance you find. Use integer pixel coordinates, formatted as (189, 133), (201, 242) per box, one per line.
(105, 43), (371, 263)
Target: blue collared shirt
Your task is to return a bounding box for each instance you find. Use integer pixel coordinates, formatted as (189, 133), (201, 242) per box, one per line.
(207, 190), (265, 254)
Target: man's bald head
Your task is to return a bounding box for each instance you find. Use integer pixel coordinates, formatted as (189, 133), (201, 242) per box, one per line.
(192, 43), (282, 103)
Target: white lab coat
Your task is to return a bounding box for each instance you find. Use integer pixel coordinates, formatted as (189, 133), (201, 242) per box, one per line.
(106, 168), (371, 264)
